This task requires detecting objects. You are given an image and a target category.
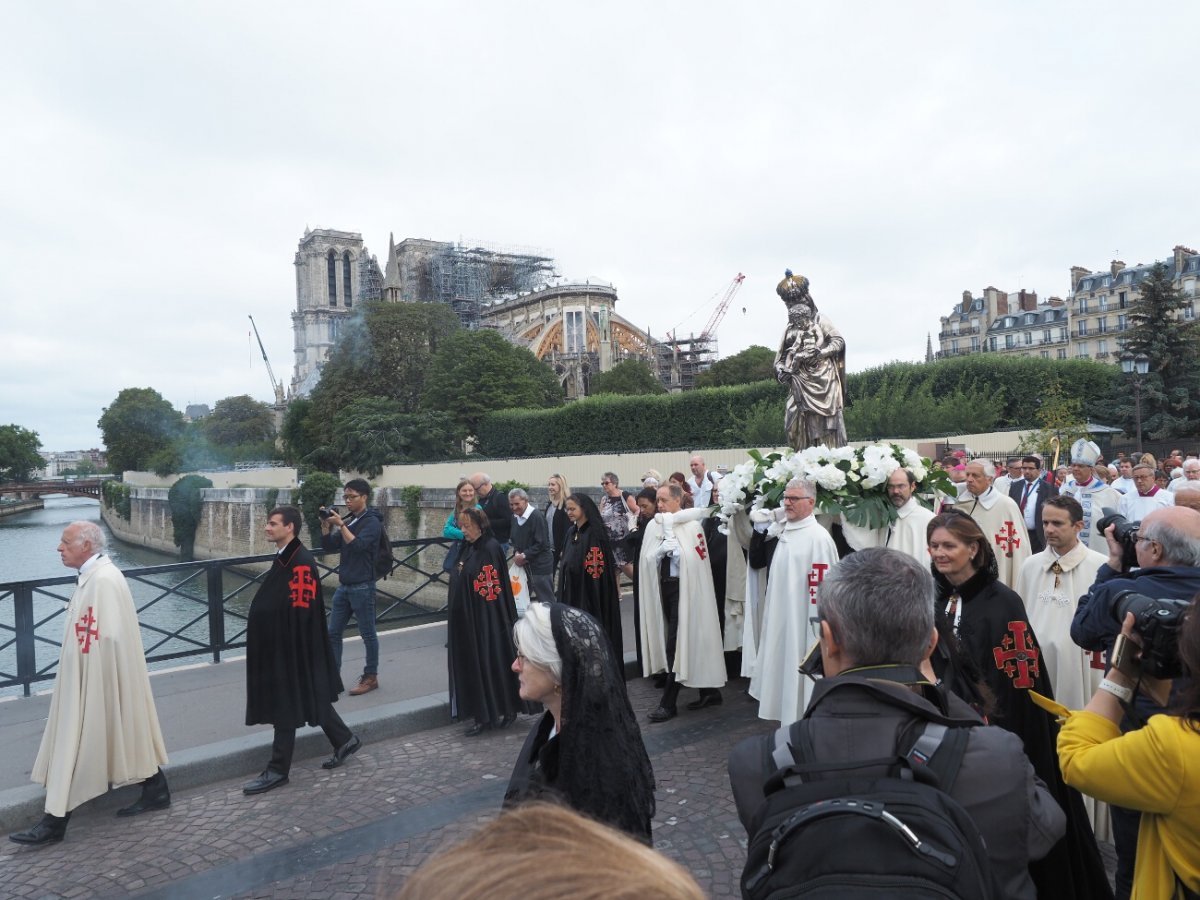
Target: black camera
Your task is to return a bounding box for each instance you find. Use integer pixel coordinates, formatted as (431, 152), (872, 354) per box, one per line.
(1095, 508), (1140, 572)
(1109, 590), (1191, 679)
(318, 506), (338, 520)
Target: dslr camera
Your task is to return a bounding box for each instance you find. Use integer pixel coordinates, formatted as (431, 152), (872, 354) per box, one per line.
(1108, 590), (1191, 680)
(318, 506), (339, 520)
(1095, 508), (1140, 572)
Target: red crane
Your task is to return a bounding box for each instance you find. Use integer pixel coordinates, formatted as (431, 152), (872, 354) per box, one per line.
(699, 273), (745, 341)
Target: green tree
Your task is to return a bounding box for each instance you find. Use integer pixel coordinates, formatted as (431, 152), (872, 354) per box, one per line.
(1110, 263), (1200, 440)
(422, 330), (563, 434)
(694, 345), (776, 388)
(1017, 382), (1089, 457)
(296, 471), (340, 542)
(203, 395), (276, 448)
(844, 370), (1003, 439)
(328, 398), (463, 476)
(590, 359), (666, 396)
(98, 388), (184, 474)
(167, 474), (213, 561)
(0, 424), (44, 482)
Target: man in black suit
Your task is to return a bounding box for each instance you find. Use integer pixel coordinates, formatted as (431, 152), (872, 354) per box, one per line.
(1009, 455), (1059, 554)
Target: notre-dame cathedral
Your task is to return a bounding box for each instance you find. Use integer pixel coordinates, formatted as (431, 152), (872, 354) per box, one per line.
(290, 227), (700, 400)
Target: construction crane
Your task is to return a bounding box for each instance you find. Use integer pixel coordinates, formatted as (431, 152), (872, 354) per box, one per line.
(699, 273), (745, 340)
(248, 315), (286, 406)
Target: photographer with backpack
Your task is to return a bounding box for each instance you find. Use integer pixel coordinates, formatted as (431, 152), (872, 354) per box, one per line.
(728, 548), (1065, 899)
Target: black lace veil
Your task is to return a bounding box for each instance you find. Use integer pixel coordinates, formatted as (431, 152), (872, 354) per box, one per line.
(549, 603), (656, 841)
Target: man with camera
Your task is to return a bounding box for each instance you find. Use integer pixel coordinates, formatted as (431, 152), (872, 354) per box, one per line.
(320, 479), (383, 696)
(1070, 504), (1200, 899)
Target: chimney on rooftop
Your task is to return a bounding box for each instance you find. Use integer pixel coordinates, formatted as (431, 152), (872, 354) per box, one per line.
(961, 290), (972, 313)
(1110, 260), (1125, 278)
(1070, 266), (1091, 291)
(1174, 245), (1196, 275)
(1019, 289), (1038, 312)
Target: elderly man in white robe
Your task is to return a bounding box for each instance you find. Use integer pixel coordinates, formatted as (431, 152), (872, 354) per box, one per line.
(1118, 462), (1175, 521)
(952, 458), (1031, 589)
(10, 522), (169, 847)
(840, 468), (935, 565)
(750, 478), (840, 724)
(1059, 439), (1124, 554)
(639, 482), (726, 722)
(1014, 494), (1111, 840)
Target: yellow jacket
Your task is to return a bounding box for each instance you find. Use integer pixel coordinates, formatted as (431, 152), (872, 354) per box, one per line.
(1059, 710), (1200, 900)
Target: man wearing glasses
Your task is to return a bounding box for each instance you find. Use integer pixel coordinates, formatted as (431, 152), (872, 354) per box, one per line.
(1070, 504), (1200, 898)
(321, 478), (383, 696)
(748, 478), (839, 725)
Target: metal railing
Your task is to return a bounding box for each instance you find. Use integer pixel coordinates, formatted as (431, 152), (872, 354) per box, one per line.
(0, 537), (456, 697)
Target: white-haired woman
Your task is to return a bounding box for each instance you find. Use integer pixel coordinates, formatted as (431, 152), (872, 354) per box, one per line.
(505, 603), (655, 842)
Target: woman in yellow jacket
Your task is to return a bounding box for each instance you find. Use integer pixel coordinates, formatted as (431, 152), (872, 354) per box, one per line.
(1058, 607), (1200, 899)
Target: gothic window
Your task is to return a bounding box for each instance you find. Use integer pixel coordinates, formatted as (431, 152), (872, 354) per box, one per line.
(327, 250), (337, 306)
(330, 317), (341, 342)
(565, 310), (584, 353)
(343, 251), (352, 308)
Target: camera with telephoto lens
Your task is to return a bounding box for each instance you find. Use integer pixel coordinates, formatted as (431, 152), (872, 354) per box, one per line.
(1095, 508), (1140, 572)
(1108, 590), (1191, 679)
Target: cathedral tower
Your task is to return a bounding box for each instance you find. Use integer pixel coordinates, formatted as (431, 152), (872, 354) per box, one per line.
(291, 228), (364, 397)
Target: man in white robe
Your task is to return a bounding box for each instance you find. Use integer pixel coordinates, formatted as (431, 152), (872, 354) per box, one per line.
(1059, 439), (1124, 554)
(1110, 458), (1136, 496)
(840, 468), (934, 565)
(10, 522), (169, 847)
(1014, 495), (1111, 840)
(639, 483), (726, 722)
(1118, 462), (1175, 521)
(750, 478), (839, 724)
(952, 458), (1030, 589)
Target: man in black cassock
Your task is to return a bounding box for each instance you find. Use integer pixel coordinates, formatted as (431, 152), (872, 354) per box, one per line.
(242, 506), (362, 795)
(556, 493), (623, 662)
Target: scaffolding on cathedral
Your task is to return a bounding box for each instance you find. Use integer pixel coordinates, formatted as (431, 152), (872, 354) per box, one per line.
(650, 332), (716, 392)
(427, 241), (555, 328)
(357, 252), (384, 304)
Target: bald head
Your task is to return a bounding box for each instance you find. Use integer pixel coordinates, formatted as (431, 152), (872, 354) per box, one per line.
(1173, 483), (1200, 514)
(1139, 506), (1200, 567)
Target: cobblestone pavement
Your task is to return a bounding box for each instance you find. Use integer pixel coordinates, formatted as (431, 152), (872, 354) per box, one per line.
(0, 675), (765, 899)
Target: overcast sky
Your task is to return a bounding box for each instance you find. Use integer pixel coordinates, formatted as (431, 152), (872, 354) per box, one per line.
(3, 2), (1197, 451)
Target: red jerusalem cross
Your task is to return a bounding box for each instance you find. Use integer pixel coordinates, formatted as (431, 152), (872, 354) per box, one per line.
(75, 607), (100, 654)
(1088, 649), (1106, 671)
(807, 563), (831, 603)
(474, 564), (502, 602)
(289, 565), (317, 609)
(584, 546), (605, 580)
(994, 521), (1022, 558)
(695, 535), (707, 560)
(993, 620), (1041, 688)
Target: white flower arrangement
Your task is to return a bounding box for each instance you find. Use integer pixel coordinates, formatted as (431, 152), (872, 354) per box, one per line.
(715, 442), (953, 530)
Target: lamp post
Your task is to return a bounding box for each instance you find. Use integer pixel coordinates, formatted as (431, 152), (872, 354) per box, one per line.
(1119, 351), (1151, 454)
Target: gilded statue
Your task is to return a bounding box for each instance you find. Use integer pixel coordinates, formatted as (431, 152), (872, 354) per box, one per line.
(773, 270), (847, 449)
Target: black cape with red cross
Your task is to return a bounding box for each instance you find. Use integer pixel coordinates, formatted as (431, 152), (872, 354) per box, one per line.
(556, 518), (623, 664)
(245, 538), (344, 728)
(447, 534), (529, 726)
(932, 565), (1114, 900)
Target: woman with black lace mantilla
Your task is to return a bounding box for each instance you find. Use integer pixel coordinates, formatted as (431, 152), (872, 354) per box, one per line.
(504, 602), (656, 843)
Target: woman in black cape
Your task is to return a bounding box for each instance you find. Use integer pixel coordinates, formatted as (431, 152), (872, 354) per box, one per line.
(556, 492), (623, 663)
(447, 507), (529, 736)
(926, 510), (1113, 900)
(505, 602), (655, 842)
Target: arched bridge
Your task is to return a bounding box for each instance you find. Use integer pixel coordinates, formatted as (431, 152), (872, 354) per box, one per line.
(2, 479), (106, 499)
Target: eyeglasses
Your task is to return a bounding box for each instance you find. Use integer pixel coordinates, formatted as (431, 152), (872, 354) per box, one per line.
(782, 494), (813, 503)
(343, 493), (363, 501)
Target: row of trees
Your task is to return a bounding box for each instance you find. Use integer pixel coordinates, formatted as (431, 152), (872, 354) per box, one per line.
(0, 424), (44, 482)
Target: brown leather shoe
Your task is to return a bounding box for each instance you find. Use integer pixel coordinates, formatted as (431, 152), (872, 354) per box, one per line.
(348, 674), (378, 696)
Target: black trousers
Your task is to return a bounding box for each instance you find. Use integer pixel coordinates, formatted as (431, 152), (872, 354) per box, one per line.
(268, 704), (352, 776)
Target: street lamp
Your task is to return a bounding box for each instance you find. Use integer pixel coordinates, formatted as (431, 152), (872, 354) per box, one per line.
(1119, 350), (1151, 453)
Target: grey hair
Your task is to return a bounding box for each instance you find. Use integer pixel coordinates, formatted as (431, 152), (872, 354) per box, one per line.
(817, 548), (934, 667)
(602, 471), (619, 486)
(512, 602), (562, 683)
(968, 459), (995, 477)
(1183, 459), (1200, 473)
(508, 487), (528, 501)
(786, 477), (815, 499)
(1140, 517), (1200, 567)
(69, 521), (107, 554)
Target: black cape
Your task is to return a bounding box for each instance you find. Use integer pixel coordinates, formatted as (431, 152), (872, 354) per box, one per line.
(447, 535), (526, 725)
(556, 518), (623, 663)
(245, 539), (343, 727)
(933, 566), (1113, 900)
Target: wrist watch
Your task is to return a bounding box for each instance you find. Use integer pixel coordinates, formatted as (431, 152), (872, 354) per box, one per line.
(1098, 678), (1134, 702)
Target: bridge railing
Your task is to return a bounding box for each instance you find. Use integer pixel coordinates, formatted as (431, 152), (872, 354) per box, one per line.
(0, 537), (457, 697)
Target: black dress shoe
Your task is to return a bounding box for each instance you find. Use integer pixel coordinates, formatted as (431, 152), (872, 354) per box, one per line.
(9, 813), (69, 846)
(117, 769), (171, 817)
(686, 690), (723, 711)
(647, 705), (677, 723)
(242, 770), (289, 795)
(463, 722), (490, 737)
(322, 735), (362, 770)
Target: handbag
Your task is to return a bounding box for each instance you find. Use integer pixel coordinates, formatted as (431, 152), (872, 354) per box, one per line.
(442, 540), (462, 573)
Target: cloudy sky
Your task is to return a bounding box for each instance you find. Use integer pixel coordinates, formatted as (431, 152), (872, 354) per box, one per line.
(3, 2), (1197, 451)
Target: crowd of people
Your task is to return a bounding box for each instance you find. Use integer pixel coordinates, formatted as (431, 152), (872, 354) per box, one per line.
(12, 451), (1200, 900)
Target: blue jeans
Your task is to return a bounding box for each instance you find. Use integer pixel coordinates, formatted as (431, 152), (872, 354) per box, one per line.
(328, 582), (378, 676)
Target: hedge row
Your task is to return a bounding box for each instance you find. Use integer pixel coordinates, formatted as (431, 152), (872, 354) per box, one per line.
(476, 381), (787, 456)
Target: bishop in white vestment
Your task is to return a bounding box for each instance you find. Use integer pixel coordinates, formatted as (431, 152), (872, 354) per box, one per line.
(1060, 439), (1124, 554)
(750, 479), (839, 724)
(952, 459), (1030, 589)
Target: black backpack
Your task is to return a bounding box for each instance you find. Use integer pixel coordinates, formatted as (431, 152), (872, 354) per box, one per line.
(374, 521), (394, 581)
(741, 678), (999, 900)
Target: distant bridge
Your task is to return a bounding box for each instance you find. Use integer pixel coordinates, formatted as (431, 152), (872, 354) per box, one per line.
(2, 479), (106, 500)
